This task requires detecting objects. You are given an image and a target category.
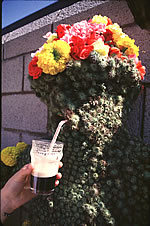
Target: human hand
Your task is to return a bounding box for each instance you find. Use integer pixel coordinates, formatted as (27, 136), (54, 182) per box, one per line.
(1, 162), (62, 223)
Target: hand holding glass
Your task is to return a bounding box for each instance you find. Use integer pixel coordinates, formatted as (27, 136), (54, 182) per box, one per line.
(30, 140), (64, 195)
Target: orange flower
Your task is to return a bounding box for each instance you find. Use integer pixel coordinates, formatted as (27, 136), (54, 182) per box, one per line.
(136, 61), (146, 80)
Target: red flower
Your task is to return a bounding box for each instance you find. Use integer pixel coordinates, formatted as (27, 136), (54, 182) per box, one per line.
(56, 24), (71, 38)
(109, 47), (121, 56)
(79, 45), (94, 60)
(28, 56), (42, 79)
(70, 35), (93, 60)
(71, 36), (85, 47)
(87, 31), (101, 45)
(136, 61), (146, 80)
(109, 47), (126, 60)
(104, 29), (114, 45)
(70, 45), (81, 60)
(106, 18), (112, 26)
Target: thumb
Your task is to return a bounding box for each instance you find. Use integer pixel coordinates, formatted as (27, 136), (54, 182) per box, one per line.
(16, 164), (33, 182)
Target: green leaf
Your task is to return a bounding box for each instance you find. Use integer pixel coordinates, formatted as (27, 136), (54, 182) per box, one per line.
(122, 47), (128, 53)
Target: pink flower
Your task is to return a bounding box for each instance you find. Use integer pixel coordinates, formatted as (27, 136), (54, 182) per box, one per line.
(68, 20), (106, 44)
(43, 32), (52, 39)
(88, 22), (106, 34)
(31, 46), (43, 58)
(128, 54), (138, 64)
(60, 33), (72, 44)
(69, 21), (90, 40)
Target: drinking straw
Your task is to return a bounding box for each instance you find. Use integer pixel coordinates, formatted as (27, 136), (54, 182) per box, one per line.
(49, 120), (68, 152)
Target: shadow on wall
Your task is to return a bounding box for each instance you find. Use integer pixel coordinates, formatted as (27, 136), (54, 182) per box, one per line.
(126, 0), (150, 31)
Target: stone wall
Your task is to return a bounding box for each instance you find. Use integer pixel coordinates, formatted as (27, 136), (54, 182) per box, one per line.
(1, 0), (150, 149)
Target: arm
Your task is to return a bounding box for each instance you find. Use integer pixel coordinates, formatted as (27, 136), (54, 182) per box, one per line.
(0, 163), (62, 224)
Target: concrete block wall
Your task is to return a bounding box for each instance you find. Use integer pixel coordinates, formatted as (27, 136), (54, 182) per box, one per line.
(1, 0), (150, 149)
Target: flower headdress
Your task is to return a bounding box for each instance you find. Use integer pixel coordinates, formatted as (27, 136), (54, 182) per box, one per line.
(28, 14), (146, 80)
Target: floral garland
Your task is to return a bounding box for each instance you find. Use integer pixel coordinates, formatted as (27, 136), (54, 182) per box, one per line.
(28, 15), (146, 80)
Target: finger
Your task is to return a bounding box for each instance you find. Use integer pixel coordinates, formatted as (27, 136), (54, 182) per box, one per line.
(15, 164), (33, 182)
(56, 172), (62, 179)
(22, 163), (34, 172)
(24, 174), (32, 188)
(55, 180), (59, 187)
(59, 162), (63, 168)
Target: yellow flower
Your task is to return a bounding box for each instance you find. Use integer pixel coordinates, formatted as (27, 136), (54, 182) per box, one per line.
(91, 15), (109, 25)
(22, 220), (31, 226)
(107, 23), (122, 32)
(93, 39), (110, 56)
(36, 40), (71, 75)
(116, 35), (139, 57)
(107, 23), (139, 57)
(45, 32), (57, 43)
(1, 142), (28, 167)
(1, 147), (20, 166)
(16, 142), (28, 151)
(107, 23), (123, 43)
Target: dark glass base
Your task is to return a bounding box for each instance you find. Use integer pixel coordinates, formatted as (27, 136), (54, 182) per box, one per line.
(30, 175), (56, 195)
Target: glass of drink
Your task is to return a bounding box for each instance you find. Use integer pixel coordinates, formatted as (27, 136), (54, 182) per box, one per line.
(30, 139), (64, 195)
